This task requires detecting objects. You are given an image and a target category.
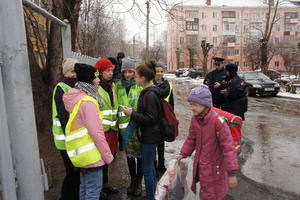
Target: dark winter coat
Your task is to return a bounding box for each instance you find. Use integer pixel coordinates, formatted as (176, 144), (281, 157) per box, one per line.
(221, 74), (248, 120)
(154, 79), (174, 109)
(204, 68), (227, 108)
(131, 85), (169, 144)
(180, 109), (239, 200)
(54, 76), (76, 132)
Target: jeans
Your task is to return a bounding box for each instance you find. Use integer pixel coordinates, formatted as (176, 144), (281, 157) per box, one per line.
(80, 168), (103, 200)
(141, 143), (158, 200)
(59, 150), (80, 200)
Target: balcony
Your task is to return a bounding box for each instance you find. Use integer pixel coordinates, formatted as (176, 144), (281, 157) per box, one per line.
(228, 42), (235, 47)
(186, 30), (198, 35)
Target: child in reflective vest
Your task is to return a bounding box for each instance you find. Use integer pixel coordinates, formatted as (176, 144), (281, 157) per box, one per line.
(63, 63), (113, 200)
(116, 57), (143, 197)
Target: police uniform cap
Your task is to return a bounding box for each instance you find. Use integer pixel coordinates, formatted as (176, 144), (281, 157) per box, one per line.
(212, 57), (225, 63)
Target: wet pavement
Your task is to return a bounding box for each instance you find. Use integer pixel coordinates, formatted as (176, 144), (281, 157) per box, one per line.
(106, 79), (300, 200)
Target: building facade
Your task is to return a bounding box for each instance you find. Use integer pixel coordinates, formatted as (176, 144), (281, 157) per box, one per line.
(167, 0), (300, 72)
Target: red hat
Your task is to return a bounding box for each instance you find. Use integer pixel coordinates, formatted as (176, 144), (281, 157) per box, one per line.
(95, 58), (113, 73)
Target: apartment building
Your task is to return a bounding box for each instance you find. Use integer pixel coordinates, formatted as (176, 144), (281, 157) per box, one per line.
(166, 0), (300, 72)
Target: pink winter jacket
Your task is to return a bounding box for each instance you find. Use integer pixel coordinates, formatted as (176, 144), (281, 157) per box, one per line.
(63, 88), (114, 168)
(180, 108), (239, 200)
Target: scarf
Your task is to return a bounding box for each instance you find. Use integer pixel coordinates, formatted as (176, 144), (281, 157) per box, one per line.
(99, 77), (114, 106)
(121, 79), (136, 88)
(75, 81), (102, 109)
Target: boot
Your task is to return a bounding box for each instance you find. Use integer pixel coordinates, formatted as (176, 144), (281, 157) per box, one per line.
(133, 178), (142, 197)
(127, 178), (135, 194)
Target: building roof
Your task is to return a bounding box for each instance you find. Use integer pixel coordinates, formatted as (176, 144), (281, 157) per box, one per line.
(178, 0), (299, 8)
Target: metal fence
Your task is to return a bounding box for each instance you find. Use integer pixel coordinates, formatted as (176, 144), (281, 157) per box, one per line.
(0, 0), (100, 199)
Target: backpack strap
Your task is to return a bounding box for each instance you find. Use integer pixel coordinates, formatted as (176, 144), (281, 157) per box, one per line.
(215, 116), (226, 137)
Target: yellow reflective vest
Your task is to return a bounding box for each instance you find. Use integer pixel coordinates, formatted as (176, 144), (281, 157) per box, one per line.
(52, 82), (72, 150)
(65, 95), (103, 167)
(115, 82), (143, 134)
(164, 81), (173, 103)
(98, 83), (119, 132)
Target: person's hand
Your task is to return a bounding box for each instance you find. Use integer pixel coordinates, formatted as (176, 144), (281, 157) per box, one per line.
(122, 106), (133, 116)
(213, 82), (221, 88)
(176, 154), (183, 162)
(220, 89), (228, 94)
(228, 176), (238, 188)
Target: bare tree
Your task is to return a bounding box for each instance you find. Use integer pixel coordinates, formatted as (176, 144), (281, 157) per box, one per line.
(260, 0), (280, 74)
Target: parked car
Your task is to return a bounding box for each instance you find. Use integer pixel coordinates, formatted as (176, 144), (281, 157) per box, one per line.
(188, 66), (204, 78)
(175, 68), (189, 77)
(238, 71), (280, 97)
(266, 69), (281, 80)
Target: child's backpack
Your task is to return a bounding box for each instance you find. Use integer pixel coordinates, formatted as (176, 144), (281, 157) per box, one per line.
(160, 100), (179, 142)
(213, 107), (243, 152)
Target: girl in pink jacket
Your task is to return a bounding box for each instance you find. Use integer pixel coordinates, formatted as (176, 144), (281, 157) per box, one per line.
(63, 63), (114, 200)
(176, 85), (239, 200)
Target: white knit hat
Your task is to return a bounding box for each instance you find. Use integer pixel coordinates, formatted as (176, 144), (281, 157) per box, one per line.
(62, 58), (78, 75)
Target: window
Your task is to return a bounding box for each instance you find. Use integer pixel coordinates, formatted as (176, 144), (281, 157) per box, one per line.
(235, 25), (239, 32)
(244, 37), (249, 43)
(213, 37), (218, 43)
(275, 61), (280, 67)
(223, 23), (235, 34)
(275, 24), (280, 32)
(243, 13), (249, 19)
(186, 21), (199, 31)
(222, 11), (236, 18)
(223, 48), (235, 56)
(180, 37), (184, 44)
(186, 36), (198, 45)
(202, 12), (208, 19)
(202, 24), (207, 31)
(235, 61), (240, 66)
(251, 22), (262, 35)
(275, 37), (279, 43)
(285, 12), (299, 19)
(236, 36), (241, 44)
(243, 24), (249, 32)
(213, 25), (217, 31)
(179, 62), (184, 68)
(285, 23), (297, 31)
(243, 62), (248, 67)
(223, 35), (236, 43)
(236, 12), (240, 19)
(179, 24), (185, 31)
(185, 11), (199, 18)
(213, 12), (218, 18)
(234, 49), (240, 55)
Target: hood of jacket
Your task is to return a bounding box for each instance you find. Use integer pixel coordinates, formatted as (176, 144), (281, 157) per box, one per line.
(142, 85), (168, 99)
(149, 81), (170, 99)
(63, 88), (87, 112)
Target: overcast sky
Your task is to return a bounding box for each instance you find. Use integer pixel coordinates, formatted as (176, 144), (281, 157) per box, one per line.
(112, 0), (181, 44)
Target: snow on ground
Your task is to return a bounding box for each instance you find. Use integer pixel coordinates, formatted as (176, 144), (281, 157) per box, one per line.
(277, 90), (300, 99)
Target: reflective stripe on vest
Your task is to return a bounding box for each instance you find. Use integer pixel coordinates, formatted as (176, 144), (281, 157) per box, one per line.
(52, 82), (72, 150)
(115, 82), (142, 133)
(65, 96), (103, 167)
(98, 84), (119, 132)
(164, 81), (173, 102)
(67, 143), (97, 158)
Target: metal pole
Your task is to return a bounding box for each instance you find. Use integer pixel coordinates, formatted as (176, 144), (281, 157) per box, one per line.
(146, 0), (150, 60)
(0, 64), (17, 200)
(61, 20), (72, 58)
(0, 0), (44, 199)
(133, 36), (135, 58)
(22, 0), (67, 27)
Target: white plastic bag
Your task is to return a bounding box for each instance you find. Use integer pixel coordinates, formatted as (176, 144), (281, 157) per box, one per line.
(155, 159), (189, 200)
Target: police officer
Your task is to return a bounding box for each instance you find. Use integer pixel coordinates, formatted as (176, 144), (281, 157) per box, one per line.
(220, 64), (248, 120)
(203, 57), (227, 108)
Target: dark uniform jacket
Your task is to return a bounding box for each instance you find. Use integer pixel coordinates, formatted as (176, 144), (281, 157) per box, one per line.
(204, 67), (226, 108)
(221, 74), (248, 120)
